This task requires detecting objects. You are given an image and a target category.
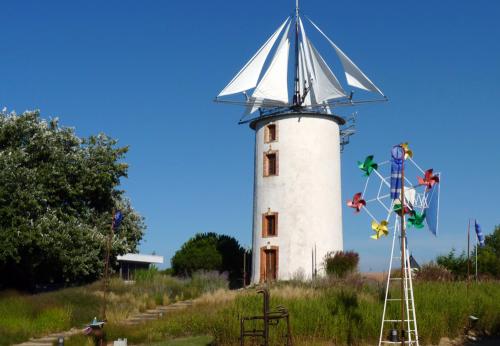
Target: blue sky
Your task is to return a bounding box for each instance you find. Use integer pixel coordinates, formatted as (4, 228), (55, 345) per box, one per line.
(1, 0), (499, 271)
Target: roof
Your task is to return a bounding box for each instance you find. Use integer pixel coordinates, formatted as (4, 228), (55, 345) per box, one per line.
(117, 253), (164, 264)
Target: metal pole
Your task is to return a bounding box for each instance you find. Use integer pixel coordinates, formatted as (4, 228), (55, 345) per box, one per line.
(400, 146), (406, 345)
(293, 0), (300, 106)
(467, 219), (470, 282)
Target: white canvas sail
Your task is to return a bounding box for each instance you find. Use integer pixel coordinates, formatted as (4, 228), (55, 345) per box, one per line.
(298, 19), (317, 106)
(299, 42), (313, 106)
(218, 18), (289, 97)
(308, 18), (384, 96)
(307, 39), (346, 103)
(252, 24), (291, 103)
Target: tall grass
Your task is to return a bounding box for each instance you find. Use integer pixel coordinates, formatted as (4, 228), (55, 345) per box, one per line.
(0, 270), (228, 346)
(81, 280), (500, 346)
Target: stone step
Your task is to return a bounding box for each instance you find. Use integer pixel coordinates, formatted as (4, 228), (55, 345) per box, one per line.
(30, 337), (58, 342)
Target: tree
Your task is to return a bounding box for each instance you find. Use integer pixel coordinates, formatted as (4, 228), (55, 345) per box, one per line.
(0, 110), (145, 290)
(436, 249), (467, 280)
(476, 225), (500, 278)
(323, 251), (359, 278)
(171, 232), (245, 288)
(436, 226), (500, 280)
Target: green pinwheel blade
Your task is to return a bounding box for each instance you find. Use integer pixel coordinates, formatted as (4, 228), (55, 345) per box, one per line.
(358, 155), (377, 176)
(408, 211), (426, 228)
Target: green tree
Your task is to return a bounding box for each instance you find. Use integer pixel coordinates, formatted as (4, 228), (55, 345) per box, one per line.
(171, 232), (245, 288)
(0, 110), (145, 290)
(476, 225), (500, 278)
(436, 249), (468, 279)
(437, 226), (500, 280)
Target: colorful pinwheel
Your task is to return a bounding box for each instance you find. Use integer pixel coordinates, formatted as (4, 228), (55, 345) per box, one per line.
(358, 155), (378, 176)
(401, 142), (413, 159)
(417, 169), (439, 190)
(371, 220), (389, 240)
(408, 211), (426, 229)
(347, 192), (366, 213)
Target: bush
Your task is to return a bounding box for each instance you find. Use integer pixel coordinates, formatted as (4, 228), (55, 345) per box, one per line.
(324, 251), (359, 278)
(414, 262), (453, 281)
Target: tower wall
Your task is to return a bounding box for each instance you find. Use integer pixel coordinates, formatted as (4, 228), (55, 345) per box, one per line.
(251, 113), (343, 283)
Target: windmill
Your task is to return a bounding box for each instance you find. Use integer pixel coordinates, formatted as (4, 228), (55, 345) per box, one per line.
(216, 1), (387, 283)
(346, 143), (441, 345)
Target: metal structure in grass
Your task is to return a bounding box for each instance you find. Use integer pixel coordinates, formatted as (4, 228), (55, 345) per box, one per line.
(347, 143), (440, 345)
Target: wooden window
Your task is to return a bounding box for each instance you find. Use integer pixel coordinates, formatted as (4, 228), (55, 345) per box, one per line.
(260, 246), (279, 282)
(263, 151), (278, 177)
(262, 212), (278, 237)
(265, 124), (277, 143)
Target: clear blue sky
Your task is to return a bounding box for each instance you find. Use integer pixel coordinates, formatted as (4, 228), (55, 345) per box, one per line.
(1, 1), (499, 271)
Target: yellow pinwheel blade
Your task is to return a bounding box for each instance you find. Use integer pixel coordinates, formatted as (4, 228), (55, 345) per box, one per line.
(402, 142), (413, 159)
(371, 220), (379, 231)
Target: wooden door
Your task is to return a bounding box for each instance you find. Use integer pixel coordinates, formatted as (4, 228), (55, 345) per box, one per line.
(266, 250), (277, 281)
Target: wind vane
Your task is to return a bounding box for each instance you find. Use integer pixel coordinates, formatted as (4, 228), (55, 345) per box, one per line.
(215, 0), (387, 122)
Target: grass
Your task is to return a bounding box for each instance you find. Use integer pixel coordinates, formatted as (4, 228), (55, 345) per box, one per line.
(0, 271), (227, 346)
(3, 272), (500, 345)
(64, 278), (500, 345)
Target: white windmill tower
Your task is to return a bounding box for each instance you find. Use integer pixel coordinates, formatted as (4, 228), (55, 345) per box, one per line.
(216, 1), (387, 283)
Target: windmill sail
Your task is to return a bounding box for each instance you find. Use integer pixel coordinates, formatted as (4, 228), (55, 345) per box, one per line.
(218, 18), (290, 97)
(308, 40), (346, 102)
(307, 18), (384, 96)
(299, 18), (345, 103)
(252, 22), (291, 103)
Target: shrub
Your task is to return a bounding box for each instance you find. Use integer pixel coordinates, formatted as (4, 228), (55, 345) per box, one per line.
(414, 262), (453, 281)
(324, 251), (359, 278)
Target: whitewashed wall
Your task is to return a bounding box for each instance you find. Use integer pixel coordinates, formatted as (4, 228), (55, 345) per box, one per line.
(251, 114), (344, 283)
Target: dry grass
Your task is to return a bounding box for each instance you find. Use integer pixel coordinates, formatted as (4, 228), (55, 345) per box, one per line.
(194, 288), (238, 306)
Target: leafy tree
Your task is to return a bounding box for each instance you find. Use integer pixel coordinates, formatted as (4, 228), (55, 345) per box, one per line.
(171, 232), (245, 288)
(476, 225), (500, 278)
(324, 251), (359, 278)
(0, 110), (145, 290)
(437, 226), (500, 280)
(436, 249), (468, 280)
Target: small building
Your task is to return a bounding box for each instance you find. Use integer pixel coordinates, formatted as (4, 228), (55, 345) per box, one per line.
(116, 253), (164, 280)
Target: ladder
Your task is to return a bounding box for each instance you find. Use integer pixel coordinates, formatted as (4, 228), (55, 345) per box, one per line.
(378, 218), (419, 346)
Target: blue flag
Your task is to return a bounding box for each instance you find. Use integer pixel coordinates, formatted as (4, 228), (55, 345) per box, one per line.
(475, 220), (485, 247)
(113, 210), (124, 230)
(390, 145), (404, 199)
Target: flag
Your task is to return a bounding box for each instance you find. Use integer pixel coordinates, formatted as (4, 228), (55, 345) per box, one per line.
(112, 210), (124, 230)
(425, 176), (440, 236)
(390, 145), (404, 199)
(475, 220), (485, 247)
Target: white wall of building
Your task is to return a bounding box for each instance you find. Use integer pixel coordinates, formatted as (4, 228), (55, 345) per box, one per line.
(251, 113), (343, 283)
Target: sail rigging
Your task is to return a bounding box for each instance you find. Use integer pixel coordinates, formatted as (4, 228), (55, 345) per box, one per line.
(216, 4), (386, 115)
